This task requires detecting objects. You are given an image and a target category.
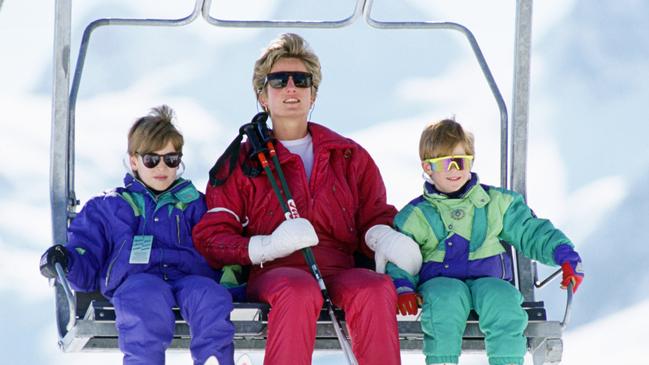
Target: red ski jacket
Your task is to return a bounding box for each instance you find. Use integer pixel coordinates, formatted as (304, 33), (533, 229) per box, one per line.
(193, 122), (397, 281)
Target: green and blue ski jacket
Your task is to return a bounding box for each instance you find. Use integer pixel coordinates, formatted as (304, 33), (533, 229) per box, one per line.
(389, 173), (573, 291)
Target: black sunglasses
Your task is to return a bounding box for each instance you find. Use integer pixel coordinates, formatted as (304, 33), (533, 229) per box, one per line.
(265, 71), (313, 89)
(139, 152), (183, 168)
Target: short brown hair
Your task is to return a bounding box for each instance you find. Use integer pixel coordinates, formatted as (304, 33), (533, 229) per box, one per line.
(127, 105), (183, 156)
(419, 118), (474, 160)
(252, 33), (322, 99)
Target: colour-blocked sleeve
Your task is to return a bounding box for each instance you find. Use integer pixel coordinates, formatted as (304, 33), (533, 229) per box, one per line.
(386, 262), (418, 293)
(498, 189), (573, 266)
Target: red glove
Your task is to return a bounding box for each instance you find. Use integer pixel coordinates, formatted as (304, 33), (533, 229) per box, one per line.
(560, 261), (584, 293)
(554, 244), (584, 293)
(397, 292), (419, 316)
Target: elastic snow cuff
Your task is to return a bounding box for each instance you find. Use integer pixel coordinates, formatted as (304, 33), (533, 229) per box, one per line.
(553, 243), (580, 265)
(393, 278), (415, 292)
(489, 356), (524, 365)
(426, 355), (459, 364)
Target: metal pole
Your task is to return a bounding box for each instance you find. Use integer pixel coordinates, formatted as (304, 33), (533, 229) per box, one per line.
(51, 0), (71, 246)
(51, 0), (73, 343)
(511, 0), (535, 301)
(201, 0), (365, 28)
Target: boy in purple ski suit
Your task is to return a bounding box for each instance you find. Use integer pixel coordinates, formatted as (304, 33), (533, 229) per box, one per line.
(40, 105), (235, 365)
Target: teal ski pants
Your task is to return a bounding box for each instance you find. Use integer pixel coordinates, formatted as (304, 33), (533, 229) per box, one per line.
(419, 277), (527, 365)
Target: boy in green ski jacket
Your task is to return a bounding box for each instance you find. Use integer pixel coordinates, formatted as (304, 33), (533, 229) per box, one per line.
(387, 119), (584, 365)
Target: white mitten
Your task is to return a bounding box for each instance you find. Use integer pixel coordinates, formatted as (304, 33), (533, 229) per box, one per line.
(365, 224), (422, 275)
(249, 218), (319, 265)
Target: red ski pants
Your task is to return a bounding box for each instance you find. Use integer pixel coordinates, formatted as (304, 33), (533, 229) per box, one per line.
(248, 267), (401, 365)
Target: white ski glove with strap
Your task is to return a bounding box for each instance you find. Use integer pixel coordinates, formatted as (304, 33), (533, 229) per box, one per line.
(365, 224), (422, 275)
(248, 218), (319, 265)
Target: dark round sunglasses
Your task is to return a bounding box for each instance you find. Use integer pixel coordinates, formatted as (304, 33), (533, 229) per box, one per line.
(265, 71), (313, 89)
(138, 152), (183, 169)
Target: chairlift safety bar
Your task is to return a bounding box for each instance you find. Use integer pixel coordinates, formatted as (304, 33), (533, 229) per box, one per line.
(201, 0), (364, 28)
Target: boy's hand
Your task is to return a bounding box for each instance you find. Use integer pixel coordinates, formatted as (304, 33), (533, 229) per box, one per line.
(365, 225), (422, 275)
(553, 244), (584, 293)
(560, 261), (584, 293)
(397, 291), (420, 316)
(39, 244), (69, 279)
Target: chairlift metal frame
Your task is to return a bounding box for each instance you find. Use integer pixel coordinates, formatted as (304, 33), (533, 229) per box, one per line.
(50, 0), (570, 363)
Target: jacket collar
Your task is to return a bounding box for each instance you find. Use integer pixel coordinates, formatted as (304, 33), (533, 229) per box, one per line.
(123, 173), (193, 201)
(271, 122), (356, 163)
(423, 173), (489, 208)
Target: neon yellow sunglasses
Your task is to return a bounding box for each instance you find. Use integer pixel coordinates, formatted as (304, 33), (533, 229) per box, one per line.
(423, 155), (474, 172)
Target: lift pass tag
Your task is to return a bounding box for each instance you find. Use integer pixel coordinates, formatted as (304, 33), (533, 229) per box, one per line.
(129, 235), (153, 264)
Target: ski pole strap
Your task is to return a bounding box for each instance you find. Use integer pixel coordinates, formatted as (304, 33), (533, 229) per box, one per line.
(240, 122), (268, 157)
(208, 132), (244, 187)
(250, 112), (272, 144)
(209, 113), (272, 187)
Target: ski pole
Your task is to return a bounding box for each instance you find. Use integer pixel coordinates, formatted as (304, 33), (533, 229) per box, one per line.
(263, 139), (356, 364)
(244, 113), (358, 365)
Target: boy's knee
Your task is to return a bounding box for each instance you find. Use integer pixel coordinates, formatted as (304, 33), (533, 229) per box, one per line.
(421, 277), (471, 309)
(113, 274), (174, 308)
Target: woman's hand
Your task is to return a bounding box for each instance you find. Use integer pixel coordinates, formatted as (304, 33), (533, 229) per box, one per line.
(248, 218), (319, 265)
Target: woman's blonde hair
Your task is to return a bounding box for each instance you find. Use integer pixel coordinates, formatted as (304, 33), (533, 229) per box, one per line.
(419, 118), (474, 160)
(127, 105), (183, 156)
(252, 33), (322, 100)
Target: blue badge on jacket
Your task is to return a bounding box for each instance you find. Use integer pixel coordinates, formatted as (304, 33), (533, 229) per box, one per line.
(129, 235), (153, 264)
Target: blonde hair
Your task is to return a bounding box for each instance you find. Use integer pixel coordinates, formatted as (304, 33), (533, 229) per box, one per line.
(252, 33), (322, 100)
(419, 118), (474, 160)
(127, 105), (183, 156)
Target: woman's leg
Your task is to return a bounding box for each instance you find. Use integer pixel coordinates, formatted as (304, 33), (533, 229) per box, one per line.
(326, 268), (401, 365)
(247, 267), (323, 365)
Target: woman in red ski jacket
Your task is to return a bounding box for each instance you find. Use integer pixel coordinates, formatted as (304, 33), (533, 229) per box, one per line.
(193, 33), (422, 365)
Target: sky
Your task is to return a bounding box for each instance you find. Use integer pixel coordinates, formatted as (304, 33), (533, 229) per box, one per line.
(1, 0), (648, 364)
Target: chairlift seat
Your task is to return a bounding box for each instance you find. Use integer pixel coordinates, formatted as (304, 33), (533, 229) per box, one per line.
(58, 291), (564, 364)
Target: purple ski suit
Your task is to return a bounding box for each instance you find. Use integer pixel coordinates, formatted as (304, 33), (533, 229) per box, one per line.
(64, 174), (234, 365)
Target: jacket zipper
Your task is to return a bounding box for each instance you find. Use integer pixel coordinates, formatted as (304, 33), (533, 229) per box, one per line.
(106, 239), (128, 287)
(176, 215), (181, 244)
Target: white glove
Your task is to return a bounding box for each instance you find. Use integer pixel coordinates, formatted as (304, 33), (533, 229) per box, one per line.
(365, 224), (422, 276)
(248, 218), (319, 265)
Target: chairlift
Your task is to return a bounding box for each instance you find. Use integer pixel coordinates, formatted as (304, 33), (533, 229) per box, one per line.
(49, 0), (571, 364)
